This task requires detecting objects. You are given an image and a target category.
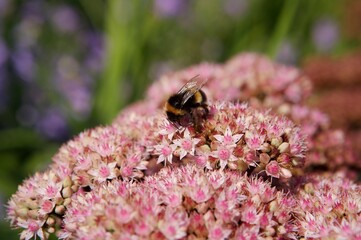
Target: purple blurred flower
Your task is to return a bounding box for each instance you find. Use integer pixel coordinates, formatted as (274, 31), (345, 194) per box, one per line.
(224, 0), (248, 17)
(37, 108), (69, 140)
(312, 18), (339, 52)
(0, 39), (8, 66)
(276, 40), (298, 64)
(0, 68), (7, 112)
(66, 84), (92, 118)
(21, 0), (44, 17)
(84, 32), (105, 73)
(11, 50), (35, 82)
(54, 55), (93, 118)
(0, 0), (11, 17)
(154, 0), (188, 17)
(13, 15), (43, 48)
(51, 5), (80, 33)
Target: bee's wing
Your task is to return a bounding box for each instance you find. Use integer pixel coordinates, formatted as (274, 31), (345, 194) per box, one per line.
(177, 75), (207, 106)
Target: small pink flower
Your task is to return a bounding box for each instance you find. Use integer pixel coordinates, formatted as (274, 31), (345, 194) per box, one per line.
(164, 192), (183, 207)
(116, 205), (136, 224)
(154, 141), (177, 165)
(39, 200), (55, 216)
(211, 146), (238, 169)
(74, 154), (93, 171)
(265, 161), (281, 178)
(173, 128), (200, 159)
(158, 208), (189, 239)
(88, 161), (117, 183)
(91, 141), (117, 158)
(241, 206), (259, 224)
(194, 154), (208, 167)
(134, 221), (154, 236)
(208, 171), (226, 190)
(37, 182), (62, 199)
(213, 126), (243, 147)
(245, 131), (266, 150)
(158, 120), (178, 140)
(207, 224), (232, 240)
(190, 187), (212, 203)
(18, 219), (45, 240)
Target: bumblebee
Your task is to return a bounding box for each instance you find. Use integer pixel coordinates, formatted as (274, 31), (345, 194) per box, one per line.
(164, 76), (209, 132)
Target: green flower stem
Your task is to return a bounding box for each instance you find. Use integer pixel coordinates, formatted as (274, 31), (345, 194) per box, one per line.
(267, 0), (300, 59)
(94, 0), (127, 124)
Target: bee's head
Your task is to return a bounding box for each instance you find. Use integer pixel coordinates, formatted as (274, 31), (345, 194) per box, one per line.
(168, 94), (183, 108)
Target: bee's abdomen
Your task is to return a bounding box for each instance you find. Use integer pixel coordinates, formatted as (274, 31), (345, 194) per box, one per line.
(164, 101), (187, 116)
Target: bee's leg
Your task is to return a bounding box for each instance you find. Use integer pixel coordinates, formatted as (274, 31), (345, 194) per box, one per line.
(179, 113), (192, 127)
(192, 107), (207, 132)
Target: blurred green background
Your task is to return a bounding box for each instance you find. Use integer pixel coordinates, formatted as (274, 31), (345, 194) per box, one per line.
(1, 0), (360, 238)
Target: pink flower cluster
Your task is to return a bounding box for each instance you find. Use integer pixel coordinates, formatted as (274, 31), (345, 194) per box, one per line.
(59, 165), (298, 239)
(296, 172), (361, 239)
(141, 53), (360, 173)
(7, 170), (74, 240)
(60, 165), (360, 239)
(7, 102), (307, 238)
(6, 53), (361, 239)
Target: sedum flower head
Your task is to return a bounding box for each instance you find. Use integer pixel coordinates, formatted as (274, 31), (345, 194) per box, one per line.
(7, 170), (74, 240)
(59, 165), (361, 239)
(295, 172), (361, 239)
(6, 52), (361, 239)
(59, 165), (299, 239)
(142, 53), (360, 174)
(7, 102), (306, 238)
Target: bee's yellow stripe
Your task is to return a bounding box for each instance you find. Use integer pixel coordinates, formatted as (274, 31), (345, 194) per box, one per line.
(194, 91), (202, 103)
(164, 102), (186, 115)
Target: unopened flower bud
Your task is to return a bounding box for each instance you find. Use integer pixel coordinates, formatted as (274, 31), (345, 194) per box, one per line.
(46, 217), (55, 226)
(269, 200), (279, 212)
(260, 142), (271, 153)
(63, 198), (72, 206)
(55, 205), (66, 215)
(284, 127), (292, 136)
(62, 176), (72, 188)
(271, 137), (282, 148)
(280, 168), (292, 178)
(62, 187), (73, 199)
(278, 103), (291, 115)
(304, 183), (314, 194)
(25, 199), (38, 210)
(292, 157), (304, 167)
(260, 153), (270, 164)
(278, 142), (290, 153)
(277, 154), (291, 166)
(27, 209), (38, 219)
(15, 208), (28, 218)
(54, 197), (64, 205)
(278, 225), (286, 234)
(71, 184), (79, 192)
(265, 226), (275, 236)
